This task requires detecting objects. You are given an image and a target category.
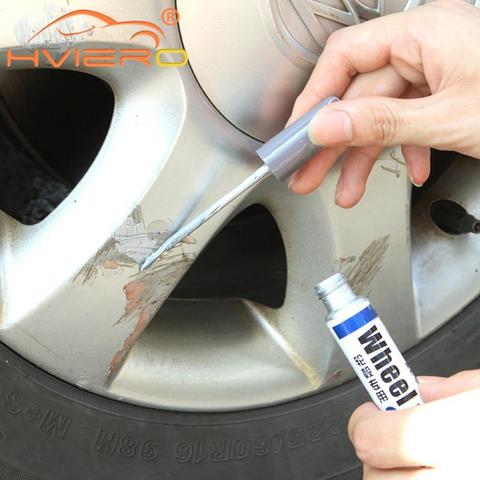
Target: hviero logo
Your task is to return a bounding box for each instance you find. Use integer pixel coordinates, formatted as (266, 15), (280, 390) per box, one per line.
(6, 9), (187, 69)
(358, 325), (419, 408)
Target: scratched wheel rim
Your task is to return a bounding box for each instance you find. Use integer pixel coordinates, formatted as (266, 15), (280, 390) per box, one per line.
(1, 0), (480, 412)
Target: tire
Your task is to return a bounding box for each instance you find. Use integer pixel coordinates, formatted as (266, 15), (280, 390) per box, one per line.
(1, 297), (479, 480)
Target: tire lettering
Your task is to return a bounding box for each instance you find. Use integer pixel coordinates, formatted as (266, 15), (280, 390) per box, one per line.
(40, 410), (71, 440)
(174, 417), (345, 464)
(91, 428), (160, 462)
(3, 392), (23, 416)
(2, 391), (72, 440)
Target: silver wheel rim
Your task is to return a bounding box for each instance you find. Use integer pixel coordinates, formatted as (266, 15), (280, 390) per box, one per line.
(1, 0), (479, 412)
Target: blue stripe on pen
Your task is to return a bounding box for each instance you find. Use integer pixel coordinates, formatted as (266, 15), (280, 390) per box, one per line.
(332, 306), (377, 339)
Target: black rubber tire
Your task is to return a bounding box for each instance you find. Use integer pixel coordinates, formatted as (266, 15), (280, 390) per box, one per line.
(0, 297), (479, 480)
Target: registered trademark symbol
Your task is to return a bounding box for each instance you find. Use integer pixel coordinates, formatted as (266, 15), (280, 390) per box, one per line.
(161, 7), (180, 26)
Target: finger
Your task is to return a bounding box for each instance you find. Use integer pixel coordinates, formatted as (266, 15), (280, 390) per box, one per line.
(308, 90), (460, 149)
(335, 146), (382, 208)
(289, 11), (417, 122)
(364, 465), (441, 480)
(348, 389), (480, 469)
(401, 145), (431, 187)
(289, 62), (412, 192)
(348, 402), (378, 442)
(288, 146), (345, 194)
(419, 370), (480, 403)
(290, 63), (408, 125)
(289, 66), (408, 192)
(416, 376), (447, 384)
(398, 85), (431, 186)
(343, 66), (409, 101)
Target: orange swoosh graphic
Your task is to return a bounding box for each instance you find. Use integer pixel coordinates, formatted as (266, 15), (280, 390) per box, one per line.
(129, 30), (161, 49)
(28, 9), (165, 47)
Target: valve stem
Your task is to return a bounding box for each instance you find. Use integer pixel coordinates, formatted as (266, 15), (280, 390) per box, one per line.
(430, 199), (480, 235)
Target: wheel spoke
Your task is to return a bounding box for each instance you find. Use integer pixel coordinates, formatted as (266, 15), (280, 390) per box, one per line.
(0, 64), (264, 392)
(251, 147), (417, 391)
(109, 299), (323, 410)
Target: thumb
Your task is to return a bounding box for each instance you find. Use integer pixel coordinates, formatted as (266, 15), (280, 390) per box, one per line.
(419, 370), (480, 403)
(308, 94), (449, 148)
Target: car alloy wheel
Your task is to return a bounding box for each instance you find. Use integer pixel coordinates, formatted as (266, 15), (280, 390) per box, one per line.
(0, 1), (480, 479)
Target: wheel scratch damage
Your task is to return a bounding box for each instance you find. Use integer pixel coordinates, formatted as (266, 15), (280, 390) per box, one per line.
(109, 246), (193, 376)
(337, 235), (391, 297)
(74, 206), (195, 377)
(74, 207), (173, 285)
(380, 149), (407, 178)
(15, 4), (76, 48)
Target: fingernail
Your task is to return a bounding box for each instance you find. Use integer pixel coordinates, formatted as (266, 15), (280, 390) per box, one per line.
(417, 376), (447, 384)
(335, 175), (344, 204)
(410, 177), (424, 188)
(288, 171), (301, 190)
(407, 169), (424, 188)
(309, 110), (353, 146)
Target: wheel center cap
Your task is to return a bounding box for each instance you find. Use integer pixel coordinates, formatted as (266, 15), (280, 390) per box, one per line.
(270, 0), (424, 63)
(178, 0), (425, 141)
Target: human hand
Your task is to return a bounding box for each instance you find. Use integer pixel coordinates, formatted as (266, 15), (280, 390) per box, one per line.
(288, 0), (480, 208)
(348, 370), (480, 479)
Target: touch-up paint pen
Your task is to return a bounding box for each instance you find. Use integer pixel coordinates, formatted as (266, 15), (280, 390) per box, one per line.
(141, 96), (339, 271)
(315, 273), (423, 411)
